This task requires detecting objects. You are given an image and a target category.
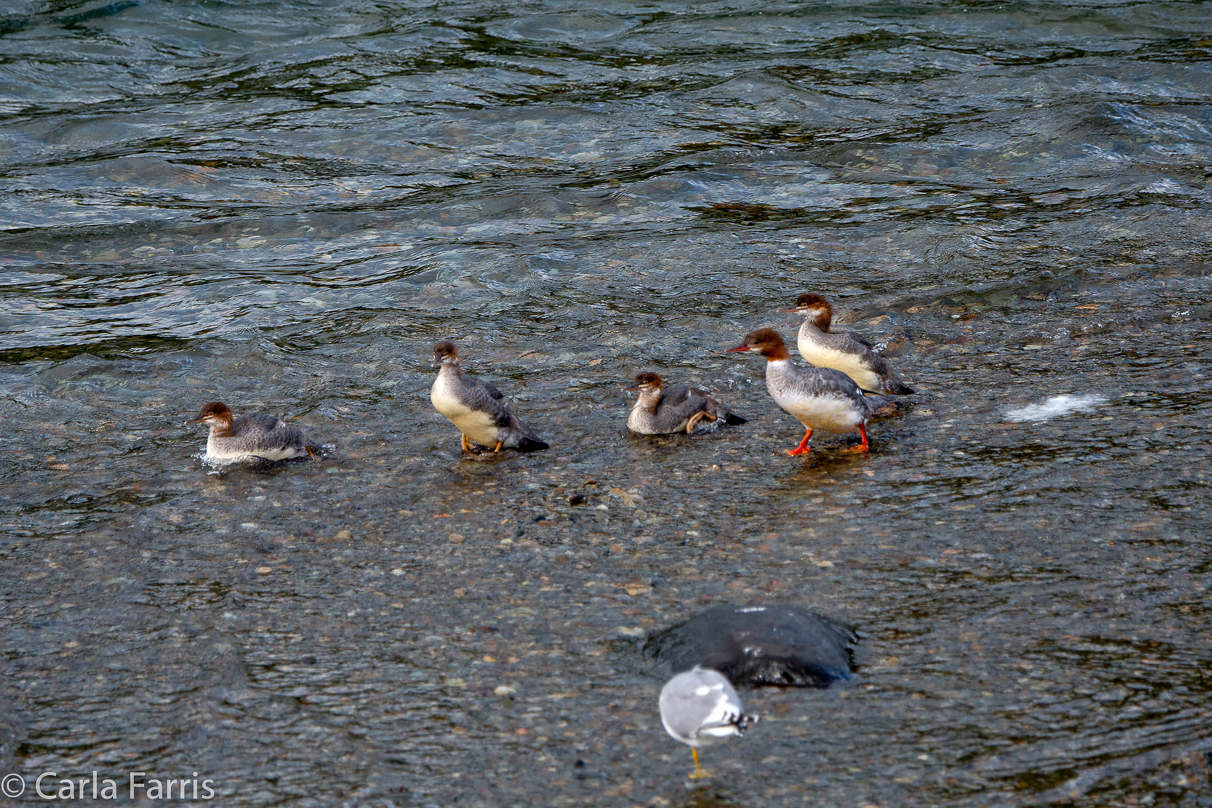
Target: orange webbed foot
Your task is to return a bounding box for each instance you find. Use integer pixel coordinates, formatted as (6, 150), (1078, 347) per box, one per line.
(842, 424), (870, 454)
(686, 411), (716, 434)
(786, 428), (813, 456)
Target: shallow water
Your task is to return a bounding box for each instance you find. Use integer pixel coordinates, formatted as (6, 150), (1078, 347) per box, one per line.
(2, 1), (1211, 806)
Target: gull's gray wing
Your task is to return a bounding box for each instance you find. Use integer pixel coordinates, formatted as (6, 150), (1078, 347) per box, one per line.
(660, 668), (738, 741)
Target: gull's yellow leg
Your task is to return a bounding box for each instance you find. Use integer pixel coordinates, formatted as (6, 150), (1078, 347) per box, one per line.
(494, 440), (503, 453)
(689, 747), (708, 779)
(461, 433), (471, 452)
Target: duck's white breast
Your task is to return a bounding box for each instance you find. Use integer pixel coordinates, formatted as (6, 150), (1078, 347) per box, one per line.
(797, 338), (880, 390)
(431, 373), (504, 444)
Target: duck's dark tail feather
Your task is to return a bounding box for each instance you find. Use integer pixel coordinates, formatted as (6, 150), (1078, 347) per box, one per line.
(724, 412), (747, 425)
(889, 380), (915, 395)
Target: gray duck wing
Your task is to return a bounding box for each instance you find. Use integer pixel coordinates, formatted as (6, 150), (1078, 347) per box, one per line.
(832, 331), (896, 382)
(258, 424), (307, 451)
(666, 384), (744, 425)
(793, 367), (868, 404)
(463, 376), (515, 427)
(469, 376), (506, 401)
(660, 384), (709, 412)
(836, 328), (876, 351)
(233, 413), (285, 435)
(657, 385), (714, 422)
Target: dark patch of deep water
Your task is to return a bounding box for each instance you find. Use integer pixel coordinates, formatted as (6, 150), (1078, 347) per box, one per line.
(1, 1), (1210, 806)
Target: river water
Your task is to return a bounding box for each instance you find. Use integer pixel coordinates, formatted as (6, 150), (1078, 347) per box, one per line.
(2, 1), (1210, 806)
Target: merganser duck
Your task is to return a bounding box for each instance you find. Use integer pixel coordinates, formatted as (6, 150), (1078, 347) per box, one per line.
(625, 372), (746, 435)
(660, 666), (757, 780)
(187, 402), (317, 463)
(783, 294), (914, 395)
(430, 341), (548, 453)
(727, 328), (877, 454)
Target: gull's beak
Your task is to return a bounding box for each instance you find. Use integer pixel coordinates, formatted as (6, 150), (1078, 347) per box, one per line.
(624, 383), (643, 392)
(725, 344), (750, 353)
(186, 415), (207, 424)
(779, 306), (803, 313)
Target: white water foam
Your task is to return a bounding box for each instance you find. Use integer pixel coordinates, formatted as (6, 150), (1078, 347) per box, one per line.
(1004, 394), (1108, 423)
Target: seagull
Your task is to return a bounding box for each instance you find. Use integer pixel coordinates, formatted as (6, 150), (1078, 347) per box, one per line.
(659, 666), (758, 779)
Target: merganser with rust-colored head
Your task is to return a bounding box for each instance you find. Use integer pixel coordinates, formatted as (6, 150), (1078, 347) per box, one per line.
(783, 294), (914, 395)
(187, 402), (317, 464)
(625, 372), (746, 436)
(430, 341), (548, 453)
(727, 328), (879, 455)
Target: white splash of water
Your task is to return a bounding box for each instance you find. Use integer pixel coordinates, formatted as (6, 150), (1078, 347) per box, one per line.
(1004, 394), (1108, 423)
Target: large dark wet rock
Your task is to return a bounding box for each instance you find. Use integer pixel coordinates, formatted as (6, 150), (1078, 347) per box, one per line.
(643, 604), (859, 687)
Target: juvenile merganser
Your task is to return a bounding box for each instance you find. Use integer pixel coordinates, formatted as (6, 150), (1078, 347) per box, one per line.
(625, 372), (746, 435)
(660, 666), (758, 780)
(727, 328), (878, 454)
(783, 294), (914, 395)
(187, 402), (317, 463)
(430, 341), (548, 453)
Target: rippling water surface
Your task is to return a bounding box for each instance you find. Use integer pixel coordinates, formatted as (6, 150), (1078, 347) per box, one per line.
(2, 1), (1211, 806)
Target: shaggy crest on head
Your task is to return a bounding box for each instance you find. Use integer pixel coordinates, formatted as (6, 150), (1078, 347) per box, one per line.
(625, 371), (663, 391)
(726, 328), (790, 359)
(188, 401), (233, 424)
(783, 293), (833, 330)
(432, 341), (460, 366)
